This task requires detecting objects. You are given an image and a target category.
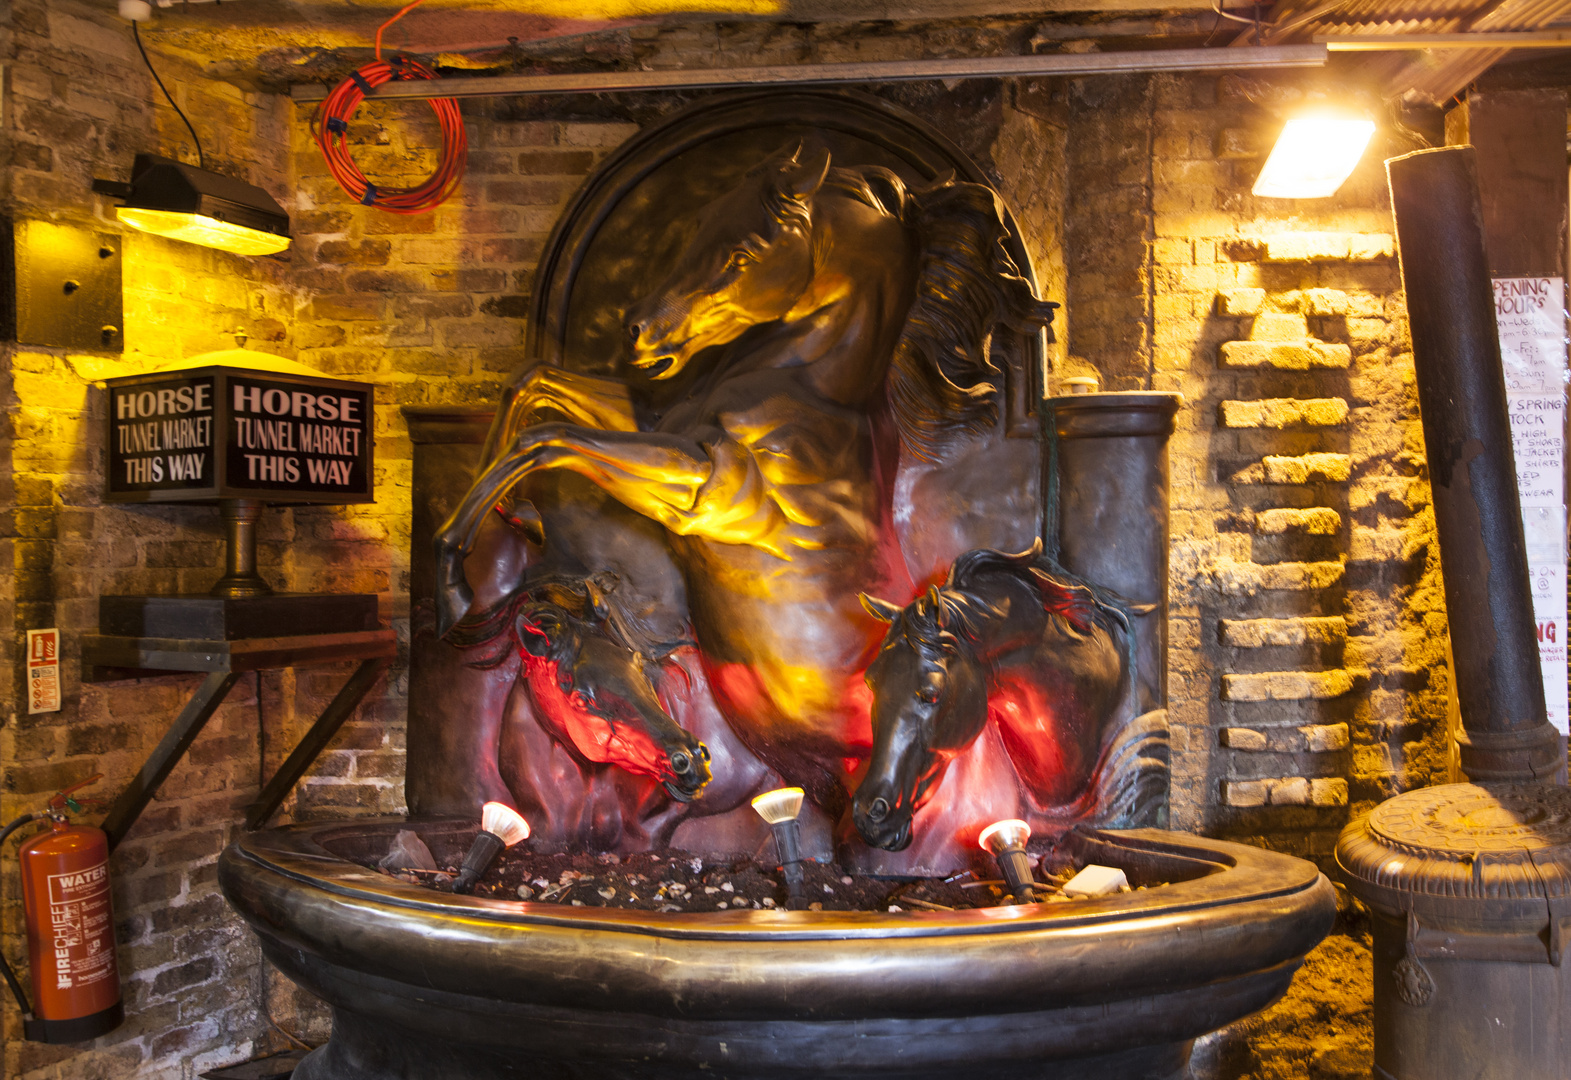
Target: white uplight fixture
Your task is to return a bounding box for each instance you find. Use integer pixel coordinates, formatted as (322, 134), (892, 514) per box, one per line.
(1252, 115), (1377, 199)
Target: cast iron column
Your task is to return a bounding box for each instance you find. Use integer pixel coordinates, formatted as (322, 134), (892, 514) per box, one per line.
(1387, 146), (1562, 781)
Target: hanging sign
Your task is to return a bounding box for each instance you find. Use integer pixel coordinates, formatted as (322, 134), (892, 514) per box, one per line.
(105, 364), (373, 505)
(27, 628), (61, 714)
(1495, 276), (1568, 735)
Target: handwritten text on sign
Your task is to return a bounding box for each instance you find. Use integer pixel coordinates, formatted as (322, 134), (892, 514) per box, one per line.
(1496, 277), (1568, 735)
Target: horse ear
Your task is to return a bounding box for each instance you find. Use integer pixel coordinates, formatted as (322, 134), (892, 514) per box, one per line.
(778, 143), (830, 203)
(860, 593), (901, 623)
(926, 585), (946, 626)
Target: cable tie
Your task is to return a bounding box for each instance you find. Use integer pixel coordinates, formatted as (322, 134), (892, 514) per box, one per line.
(360, 183), (379, 206)
(349, 69), (375, 97)
(325, 117), (347, 135)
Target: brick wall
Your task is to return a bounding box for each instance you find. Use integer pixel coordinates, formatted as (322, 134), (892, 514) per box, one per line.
(1059, 70), (1445, 862)
(3, 8), (1453, 1076)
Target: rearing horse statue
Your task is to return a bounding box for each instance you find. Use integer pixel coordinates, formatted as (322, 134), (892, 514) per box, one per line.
(434, 142), (1055, 817)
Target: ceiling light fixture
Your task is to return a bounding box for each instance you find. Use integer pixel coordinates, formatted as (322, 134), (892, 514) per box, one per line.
(93, 154), (292, 256)
(1252, 114), (1377, 199)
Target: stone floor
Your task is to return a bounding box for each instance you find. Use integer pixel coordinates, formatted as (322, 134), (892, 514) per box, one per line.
(1192, 898), (1375, 1080)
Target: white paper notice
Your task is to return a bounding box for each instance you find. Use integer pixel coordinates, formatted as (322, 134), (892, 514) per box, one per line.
(1497, 277), (1568, 734)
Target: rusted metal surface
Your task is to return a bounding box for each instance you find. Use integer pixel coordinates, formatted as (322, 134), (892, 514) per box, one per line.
(1386, 145), (1562, 783)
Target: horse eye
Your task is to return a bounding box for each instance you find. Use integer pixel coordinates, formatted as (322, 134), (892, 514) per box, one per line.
(726, 250), (754, 272)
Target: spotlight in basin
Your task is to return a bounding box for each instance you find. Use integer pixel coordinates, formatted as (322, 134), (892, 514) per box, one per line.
(979, 818), (1036, 903)
(751, 787), (807, 909)
(452, 802), (531, 894)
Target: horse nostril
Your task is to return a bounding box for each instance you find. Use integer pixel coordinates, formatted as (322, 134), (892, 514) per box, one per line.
(670, 750), (691, 774)
(697, 744), (711, 762)
(866, 797), (889, 823)
(627, 321), (644, 341)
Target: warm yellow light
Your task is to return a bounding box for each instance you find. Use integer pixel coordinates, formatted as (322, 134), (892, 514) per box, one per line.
(116, 207), (291, 256)
(751, 787), (805, 825)
(1252, 116), (1377, 199)
(978, 818), (1031, 855)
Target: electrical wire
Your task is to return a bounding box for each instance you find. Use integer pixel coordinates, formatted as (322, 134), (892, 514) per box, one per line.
(133, 21), (205, 170)
(311, 0), (467, 215)
(311, 57), (467, 214)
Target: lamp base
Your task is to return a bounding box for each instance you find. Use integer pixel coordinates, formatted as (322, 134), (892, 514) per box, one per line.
(100, 594), (379, 640)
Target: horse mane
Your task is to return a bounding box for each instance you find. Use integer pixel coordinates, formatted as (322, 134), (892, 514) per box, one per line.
(448, 570), (691, 670)
(881, 175), (1059, 462)
(946, 541), (1124, 639)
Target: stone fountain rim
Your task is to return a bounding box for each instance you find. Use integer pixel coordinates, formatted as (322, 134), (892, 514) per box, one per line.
(229, 816), (1324, 942)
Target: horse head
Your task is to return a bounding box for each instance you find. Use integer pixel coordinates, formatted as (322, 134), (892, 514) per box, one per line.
(623, 140), (832, 380)
(851, 587), (989, 851)
(516, 603), (712, 802)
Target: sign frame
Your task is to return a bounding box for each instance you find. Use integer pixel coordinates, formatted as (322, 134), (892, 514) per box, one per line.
(104, 365), (375, 506)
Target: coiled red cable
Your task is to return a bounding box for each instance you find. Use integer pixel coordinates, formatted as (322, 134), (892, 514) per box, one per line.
(311, 54), (467, 215)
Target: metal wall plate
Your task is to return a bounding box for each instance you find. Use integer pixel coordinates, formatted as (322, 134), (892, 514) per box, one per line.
(12, 219), (123, 352)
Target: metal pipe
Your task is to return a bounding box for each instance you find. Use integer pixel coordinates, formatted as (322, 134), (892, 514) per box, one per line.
(289, 44), (1327, 103)
(1386, 146), (1563, 782)
(211, 498), (272, 599)
(1321, 31), (1571, 50)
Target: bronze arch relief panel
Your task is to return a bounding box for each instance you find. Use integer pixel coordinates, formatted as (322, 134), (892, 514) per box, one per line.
(405, 90), (1174, 875)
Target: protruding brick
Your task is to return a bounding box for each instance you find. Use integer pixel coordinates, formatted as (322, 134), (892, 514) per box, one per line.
(1269, 777), (1311, 805)
(1221, 616), (1348, 647)
(1263, 453), (1352, 484)
(1254, 507), (1341, 535)
(1223, 780), (1269, 807)
(1219, 398), (1349, 428)
(1220, 727), (1268, 751)
(1301, 723), (1351, 752)
(1221, 669), (1357, 701)
(1215, 288), (1266, 316)
(1262, 232), (1394, 262)
(1248, 312), (1309, 341)
(1219, 341), (1352, 369)
(1310, 778), (1350, 806)
(1304, 288), (1349, 316)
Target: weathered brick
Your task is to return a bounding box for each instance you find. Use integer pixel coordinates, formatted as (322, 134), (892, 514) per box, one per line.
(1262, 232), (1393, 262)
(1254, 508), (1341, 535)
(1219, 341), (1351, 369)
(1220, 727), (1268, 751)
(1221, 616), (1348, 647)
(1222, 779), (1269, 807)
(1310, 778), (1350, 805)
(317, 239), (392, 266)
(1219, 397), (1349, 428)
(1215, 288), (1265, 316)
(1221, 669), (1358, 702)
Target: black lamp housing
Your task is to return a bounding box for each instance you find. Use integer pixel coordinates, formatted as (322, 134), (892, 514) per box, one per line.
(93, 153), (290, 241)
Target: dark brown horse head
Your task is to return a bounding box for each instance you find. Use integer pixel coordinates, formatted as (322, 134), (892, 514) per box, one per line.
(851, 588), (989, 850)
(623, 140), (832, 380)
(517, 603), (711, 802)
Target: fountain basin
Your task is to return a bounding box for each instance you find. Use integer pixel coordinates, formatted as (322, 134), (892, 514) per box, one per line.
(219, 819), (1334, 1080)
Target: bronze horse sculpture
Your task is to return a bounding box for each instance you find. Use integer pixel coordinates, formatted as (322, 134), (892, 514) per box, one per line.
(434, 141), (1056, 826)
(854, 543), (1132, 852)
(449, 572), (712, 804)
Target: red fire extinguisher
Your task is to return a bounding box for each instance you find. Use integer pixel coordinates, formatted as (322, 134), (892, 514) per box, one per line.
(1, 774), (124, 1043)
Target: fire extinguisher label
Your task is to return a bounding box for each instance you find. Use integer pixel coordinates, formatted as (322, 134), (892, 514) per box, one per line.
(45, 861), (115, 990)
(26, 628), (61, 714)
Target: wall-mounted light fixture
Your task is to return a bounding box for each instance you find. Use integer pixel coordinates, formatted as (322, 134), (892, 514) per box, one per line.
(1252, 114), (1377, 199)
(92, 154), (292, 256)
